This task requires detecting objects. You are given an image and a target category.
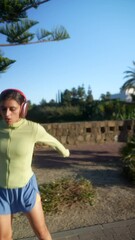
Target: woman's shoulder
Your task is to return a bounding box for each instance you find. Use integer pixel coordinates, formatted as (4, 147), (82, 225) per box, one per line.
(24, 119), (39, 127)
(24, 119), (44, 130)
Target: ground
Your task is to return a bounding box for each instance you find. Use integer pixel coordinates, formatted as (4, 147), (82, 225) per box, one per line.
(13, 142), (135, 239)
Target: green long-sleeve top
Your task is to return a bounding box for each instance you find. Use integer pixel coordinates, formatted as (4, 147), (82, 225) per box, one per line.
(0, 119), (69, 189)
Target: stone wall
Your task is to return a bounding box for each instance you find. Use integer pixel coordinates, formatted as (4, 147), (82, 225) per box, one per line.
(42, 120), (135, 145)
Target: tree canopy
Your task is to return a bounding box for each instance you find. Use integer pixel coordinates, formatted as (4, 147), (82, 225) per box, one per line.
(27, 84), (135, 123)
(0, 0), (70, 73)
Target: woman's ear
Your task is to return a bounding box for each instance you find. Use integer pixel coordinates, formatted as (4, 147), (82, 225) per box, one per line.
(20, 102), (29, 118)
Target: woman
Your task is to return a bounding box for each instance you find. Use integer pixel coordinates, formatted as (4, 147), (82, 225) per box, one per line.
(0, 88), (70, 240)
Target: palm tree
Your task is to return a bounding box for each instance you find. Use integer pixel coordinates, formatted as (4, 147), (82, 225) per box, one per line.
(121, 61), (135, 90)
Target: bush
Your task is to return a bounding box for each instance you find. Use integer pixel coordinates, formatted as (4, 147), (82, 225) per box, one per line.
(39, 177), (96, 214)
(120, 136), (135, 184)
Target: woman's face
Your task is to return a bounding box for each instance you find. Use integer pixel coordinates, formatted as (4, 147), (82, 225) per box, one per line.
(0, 99), (22, 125)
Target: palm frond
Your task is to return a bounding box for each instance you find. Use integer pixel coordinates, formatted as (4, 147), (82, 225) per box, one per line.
(121, 61), (135, 90)
(124, 70), (135, 75)
(121, 80), (135, 90)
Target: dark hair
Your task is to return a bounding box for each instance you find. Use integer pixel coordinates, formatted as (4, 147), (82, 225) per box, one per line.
(0, 89), (26, 105)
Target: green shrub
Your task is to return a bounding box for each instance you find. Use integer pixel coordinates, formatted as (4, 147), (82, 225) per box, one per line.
(120, 136), (135, 184)
(39, 177), (96, 214)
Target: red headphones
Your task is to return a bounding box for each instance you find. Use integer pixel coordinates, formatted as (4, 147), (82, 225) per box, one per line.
(0, 88), (28, 118)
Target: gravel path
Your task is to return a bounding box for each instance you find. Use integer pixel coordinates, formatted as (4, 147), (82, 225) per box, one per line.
(13, 142), (135, 239)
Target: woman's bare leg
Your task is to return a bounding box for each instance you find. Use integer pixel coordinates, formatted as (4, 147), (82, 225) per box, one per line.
(25, 194), (52, 240)
(0, 215), (13, 240)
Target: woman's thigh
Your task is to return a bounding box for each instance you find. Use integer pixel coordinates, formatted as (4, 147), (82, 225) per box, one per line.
(25, 194), (52, 240)
(0, 214), (13, 240)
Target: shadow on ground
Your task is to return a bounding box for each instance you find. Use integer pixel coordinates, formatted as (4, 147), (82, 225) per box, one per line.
(33, 142), (132, 188)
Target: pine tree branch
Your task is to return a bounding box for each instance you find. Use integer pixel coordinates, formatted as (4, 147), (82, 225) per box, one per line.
(0, 56), (16, 73)
(0, 26), (70, 46)
(0, 38), (66, 47)
(0, 0), (50, 23)
(22, 0), (50, 12)
(0, 0), (70, 73)
(0, 20), (38, 43)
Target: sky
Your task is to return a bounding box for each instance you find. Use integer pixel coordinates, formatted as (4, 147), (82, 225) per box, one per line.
(0, 0), (135, 104)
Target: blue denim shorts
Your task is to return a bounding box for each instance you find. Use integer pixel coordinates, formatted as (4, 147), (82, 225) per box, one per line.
(0, 174), (39, 215)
